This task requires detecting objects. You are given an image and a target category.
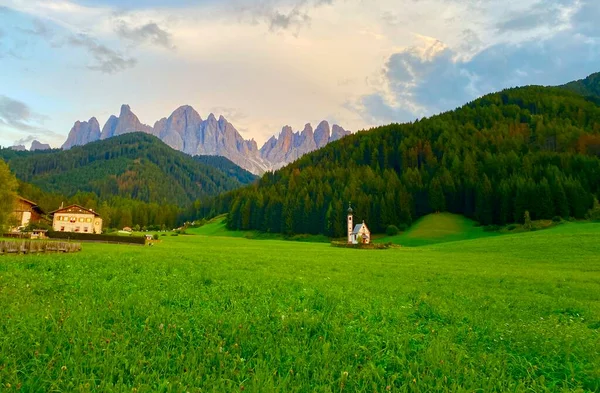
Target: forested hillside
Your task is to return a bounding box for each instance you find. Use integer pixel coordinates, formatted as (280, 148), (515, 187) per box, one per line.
(193, 84), (600, 236)
(194, 155), (257, 185)
(561, 72), (600, 99)
(0, 133), (254, 207)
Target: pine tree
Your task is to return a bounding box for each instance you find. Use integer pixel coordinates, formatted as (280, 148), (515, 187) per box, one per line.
(429, 178), (446, 213)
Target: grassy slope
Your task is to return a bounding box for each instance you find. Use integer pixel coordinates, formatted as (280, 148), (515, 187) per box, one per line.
(1, 223), (599, 391)
(188, 216), (330, 242)
(375, 212), (500, 246)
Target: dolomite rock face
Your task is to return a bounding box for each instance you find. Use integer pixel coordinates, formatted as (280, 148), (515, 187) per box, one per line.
(100, 104), (153, 139)
(62, 117), (101, 149)
(259, 121), (351, 170)
(30, 140), (51, 151)
(62, 104), (351, 174)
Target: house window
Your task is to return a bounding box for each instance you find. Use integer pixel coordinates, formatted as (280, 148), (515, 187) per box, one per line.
(75, 227), (80, 232)
(60, 226), (65, 232)
(79, 218), (84, 222)
(84, 227), (89, 233)
(86, 218), (92, 223)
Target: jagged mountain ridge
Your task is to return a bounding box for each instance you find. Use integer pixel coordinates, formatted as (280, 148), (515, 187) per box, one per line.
(260, 121), (350, 170)
(62, 104), (350, 174)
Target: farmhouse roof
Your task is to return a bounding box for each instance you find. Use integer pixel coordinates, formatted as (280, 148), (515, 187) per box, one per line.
(15, 196), (45, 214)
(49, 204), (101, 217)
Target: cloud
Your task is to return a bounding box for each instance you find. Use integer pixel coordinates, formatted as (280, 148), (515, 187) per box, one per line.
(235, 0), (334, 34)
(67, 33), (137, 73)
(268, 6), (311, 32)
(0, 95), (61, 147)
(496, 5), (562, 33)
(19, 18), (54, 38)
(572, 0), (600, 37)
(357, 27), (600, 124)
(0, 95), (46, 132)
(114, 20), (175, 49)
(210, 106), (248, 123)
(14, 135), (38, 146)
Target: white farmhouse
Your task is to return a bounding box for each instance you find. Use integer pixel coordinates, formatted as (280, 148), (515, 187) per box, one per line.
(51, 204), (103, 234)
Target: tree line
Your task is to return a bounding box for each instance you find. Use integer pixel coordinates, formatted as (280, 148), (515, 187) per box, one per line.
(187, 86), (600, 237)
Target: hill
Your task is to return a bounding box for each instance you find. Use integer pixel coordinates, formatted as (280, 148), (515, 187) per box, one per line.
(198, 77), (600, 237)
(375, 213), (500, 246)
(193, 155), (257, 185)
(0, 133), (254, 207)
(560, 72), (600, 99)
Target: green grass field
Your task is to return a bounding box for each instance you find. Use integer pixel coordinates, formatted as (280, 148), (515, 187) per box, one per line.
(1, 222), (599, 392)
(376, 213), (501, 246)
(188, 216), (330, 243)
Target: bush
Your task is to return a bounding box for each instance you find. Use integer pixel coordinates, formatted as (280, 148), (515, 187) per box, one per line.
(171, 233), (179, 237)
(160, 234), (167, 237)
(587, 198), (600, 221)
(397, 223), (408, 232)
(552, 216), (563, 223)
(524, 211), (532, 230)
(386, 225), (400, 236)
(153, 234), (159, 240)
(506, 224), (518, 231)
(48, 232), (145, 245)
(484, 225), (501, 232)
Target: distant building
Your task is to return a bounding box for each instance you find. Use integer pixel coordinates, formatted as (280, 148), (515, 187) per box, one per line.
(11, 196), (46, 231)
(351, 221), (371, 244)
(347, 203), (371, 244)
(122, 227), (133, 233)
(50, 204), (103, 234)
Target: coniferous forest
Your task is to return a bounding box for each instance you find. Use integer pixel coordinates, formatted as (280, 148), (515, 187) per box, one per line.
(189, 83), (600, 236)
(0, 133), (256, 229)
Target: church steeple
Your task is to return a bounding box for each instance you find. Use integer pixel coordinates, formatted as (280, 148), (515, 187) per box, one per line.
(347, 202), (353, 244)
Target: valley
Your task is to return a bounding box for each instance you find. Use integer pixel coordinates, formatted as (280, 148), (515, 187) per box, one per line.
(1, 222), (599, 391)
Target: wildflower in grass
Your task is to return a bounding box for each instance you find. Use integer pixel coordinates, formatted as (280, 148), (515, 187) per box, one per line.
(61, 365), (67, 371)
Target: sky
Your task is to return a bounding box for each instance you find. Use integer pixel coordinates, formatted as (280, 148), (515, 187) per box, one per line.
(0, 0), (599, 149)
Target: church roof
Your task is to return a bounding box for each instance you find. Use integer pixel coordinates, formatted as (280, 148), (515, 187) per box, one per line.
(352, 223), (364, 234)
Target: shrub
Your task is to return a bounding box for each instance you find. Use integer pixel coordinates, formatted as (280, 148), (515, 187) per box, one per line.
(524, 211), (532, 230)
(552, 216), (563, 223)
(484, 225), (501, 232)
(48, 232), (145, 245)
(386, 225), (400, 236)
(171, 233), (179, 237)
(153, 234), (159, 240)
(397, 223), (408, 232)
(506, 224), (518, 231)
(587, 198), (600, 221)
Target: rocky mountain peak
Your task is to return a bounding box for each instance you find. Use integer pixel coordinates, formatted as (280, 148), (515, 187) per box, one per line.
(61, 104), (349, 174)
(331, 124), (351, 142)
(63, 116), (102, 149)
(120, 104), (132, 116)
(101, 105), (153, 140)
(30, 140), (51, 151)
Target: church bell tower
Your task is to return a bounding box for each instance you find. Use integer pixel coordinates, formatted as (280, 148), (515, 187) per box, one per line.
(347, 202), (353, 244)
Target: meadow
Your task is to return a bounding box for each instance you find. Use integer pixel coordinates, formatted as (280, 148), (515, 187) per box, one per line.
(0, 221), (599, 392)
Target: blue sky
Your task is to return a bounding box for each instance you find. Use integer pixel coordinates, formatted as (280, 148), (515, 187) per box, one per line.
(0, 0), (599, 148)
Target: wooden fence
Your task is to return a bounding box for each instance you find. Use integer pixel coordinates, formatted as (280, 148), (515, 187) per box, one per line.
(0, 240), (82, 255)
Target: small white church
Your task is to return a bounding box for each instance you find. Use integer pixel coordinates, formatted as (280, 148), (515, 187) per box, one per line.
(347, 203), (371, 244)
